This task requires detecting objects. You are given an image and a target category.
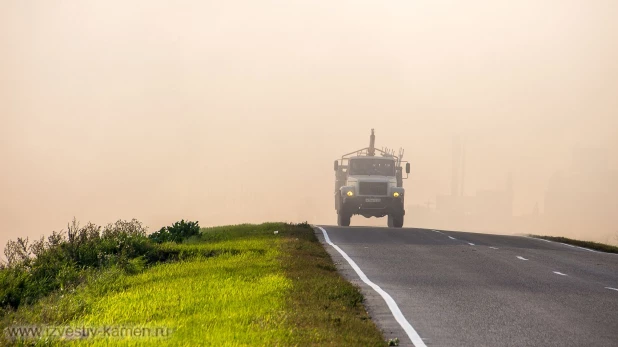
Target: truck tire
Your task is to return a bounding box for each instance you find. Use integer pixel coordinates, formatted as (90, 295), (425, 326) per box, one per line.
(392, 214), (404, 228)
(387, 215), (394, 228)
(337, 212), (351, 227)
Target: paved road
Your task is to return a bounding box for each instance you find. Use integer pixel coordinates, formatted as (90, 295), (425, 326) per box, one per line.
(315, 226), (618, 347)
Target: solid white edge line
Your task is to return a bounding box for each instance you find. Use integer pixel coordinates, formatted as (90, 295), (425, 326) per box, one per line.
(553, 271), (567, 276)
(605, 287), (618, 292)
(522, 236), (609, 255)
(516, 256), (528, 260)
(317, 226), (427, 347)
(568, 244), (600, 253)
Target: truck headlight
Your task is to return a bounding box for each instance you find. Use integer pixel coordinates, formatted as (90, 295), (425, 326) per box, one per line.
(347, 191), (354, 197)
(393, 192), (400, 198)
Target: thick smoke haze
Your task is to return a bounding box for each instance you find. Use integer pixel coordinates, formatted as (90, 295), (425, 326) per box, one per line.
(1, 0), (617, 253)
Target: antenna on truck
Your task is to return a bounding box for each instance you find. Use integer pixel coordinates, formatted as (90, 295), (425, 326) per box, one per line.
(368, 129), (376, 156)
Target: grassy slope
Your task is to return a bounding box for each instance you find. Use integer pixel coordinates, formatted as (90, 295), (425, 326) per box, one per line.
(529, 235), (618, 254)
(2, 223), (385, 346)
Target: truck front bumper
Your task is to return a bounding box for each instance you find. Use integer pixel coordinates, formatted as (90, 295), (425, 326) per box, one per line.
(341, 196), (404, 217)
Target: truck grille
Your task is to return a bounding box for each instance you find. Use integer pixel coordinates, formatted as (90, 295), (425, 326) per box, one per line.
(358, 182), (388, 196)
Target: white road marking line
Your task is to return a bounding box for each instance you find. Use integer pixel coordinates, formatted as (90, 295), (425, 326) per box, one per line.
(489, 247), (499, 249)
(523, 236), (607, 254)
(433, 230), (457, 241)
(317, 226), (427, 347)
(553, 271), (567, 276)
(567, 244), (600, 253)
(605, 287), (618, 292)
(516, 256), (528, 260)
(468, 242), (475, 246)
(547, 240), (602, 253)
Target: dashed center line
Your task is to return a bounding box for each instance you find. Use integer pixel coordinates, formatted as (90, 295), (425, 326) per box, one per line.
(553, 271), (568, 276)
(467, 242), (475, 246)
(448, 236), (456, 240)
(489, 247), (499, 250)
(606, 287), (618, 292)
(516, 256), (529, 261)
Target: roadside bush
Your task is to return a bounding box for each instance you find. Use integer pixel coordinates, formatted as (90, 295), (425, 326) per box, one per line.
(148, 219), (200, 244)
(0, 267), (29, 309)
(0, 218), (186, 312)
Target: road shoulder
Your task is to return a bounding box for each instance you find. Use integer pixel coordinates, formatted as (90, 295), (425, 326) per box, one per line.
(313, 225), (415, 347)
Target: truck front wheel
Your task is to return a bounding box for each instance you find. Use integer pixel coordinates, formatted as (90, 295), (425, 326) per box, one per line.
(389, 214), (404, 228)
(337, 212), (351, 227)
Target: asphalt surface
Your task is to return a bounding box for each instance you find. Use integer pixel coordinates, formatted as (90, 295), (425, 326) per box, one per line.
(315, 226), (618, 347)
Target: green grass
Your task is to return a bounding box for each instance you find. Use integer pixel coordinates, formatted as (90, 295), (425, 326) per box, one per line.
(1, 223), (385, 346)
(529, 235), (618, 254)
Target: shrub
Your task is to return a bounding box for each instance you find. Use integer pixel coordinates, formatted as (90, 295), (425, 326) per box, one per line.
(0, 218), (155, 311)
(148, 219), (200, 244)
(0, 267), (29, 309)
(0, 218), (207, 313)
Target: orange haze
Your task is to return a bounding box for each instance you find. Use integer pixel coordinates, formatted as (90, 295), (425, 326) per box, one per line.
(2, 0), (617, 254)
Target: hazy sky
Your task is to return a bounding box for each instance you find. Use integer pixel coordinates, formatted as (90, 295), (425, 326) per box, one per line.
(1, 0), (617, 250)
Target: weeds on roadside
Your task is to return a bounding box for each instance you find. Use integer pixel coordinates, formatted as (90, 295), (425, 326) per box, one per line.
(0, 218), (200, 312)
(388, 337), (400, 346)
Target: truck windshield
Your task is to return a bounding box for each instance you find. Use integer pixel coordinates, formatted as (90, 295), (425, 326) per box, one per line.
(349, 159), (395, 176)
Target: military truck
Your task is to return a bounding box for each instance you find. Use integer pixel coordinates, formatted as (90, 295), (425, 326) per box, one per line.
(334, 129), (410, 227)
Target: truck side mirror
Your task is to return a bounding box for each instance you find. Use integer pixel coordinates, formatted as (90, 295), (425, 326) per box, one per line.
(334, 160), (339, 171)
(406, 163), (411, 174)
